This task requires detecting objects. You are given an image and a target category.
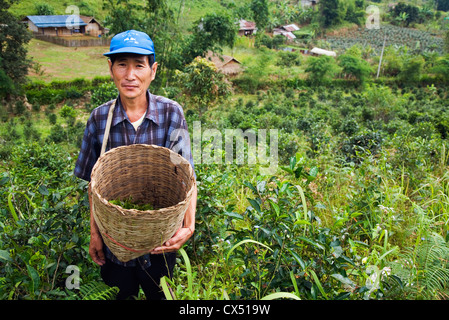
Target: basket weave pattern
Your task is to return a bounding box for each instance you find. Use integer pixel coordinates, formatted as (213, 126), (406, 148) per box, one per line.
(89, 144), (195, 262)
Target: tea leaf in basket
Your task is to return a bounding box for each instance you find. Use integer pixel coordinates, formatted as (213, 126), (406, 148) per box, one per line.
(109, 196), (154, 211)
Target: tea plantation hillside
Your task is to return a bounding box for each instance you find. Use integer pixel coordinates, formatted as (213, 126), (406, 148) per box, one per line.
(8, 0), (231, 26)
(2, 0), (449, 303)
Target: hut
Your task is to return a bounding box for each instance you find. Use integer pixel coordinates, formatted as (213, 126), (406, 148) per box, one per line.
(80, 16), (107, 37)
(238, 19), (257, 36)
(310, 47), (337, 57)
(273, 23), (300, 41)
(205, 51), (243, 76)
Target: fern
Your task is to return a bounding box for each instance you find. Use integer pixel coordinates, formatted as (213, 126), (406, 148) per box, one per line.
(386, 233), (449, 299)
(78, 281), (119, 300)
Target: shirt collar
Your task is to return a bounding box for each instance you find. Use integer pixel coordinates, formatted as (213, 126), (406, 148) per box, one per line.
(111, 90), (160, 127)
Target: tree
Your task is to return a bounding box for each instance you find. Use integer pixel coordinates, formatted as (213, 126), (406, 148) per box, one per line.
(0, 0), (32, 98)
(430, 55), (449, 82)
(338, 54), (372, 86)
(392, 2), (420, 27)
(435, 0), (449, 11)
(250, 0), (269, 32)
(399, 55), (424, 84)
(319, 0), (346, 28)
(175, 57), (231, 117)
(445, 30), (449, 54)
(0, 59), (14, 98)
(305, 55), (340, 85)
(379, 46), (404, 77)
(103, 0), (185, 88)
(345, 0), (365, 26)
(140, 0), (185, 87)
(182, 13), (237, 66)
(103, 1), (237, 88)
(102, 0), (143, 36)
(395, 12), (409, 27)
(34, 3), (55, 15)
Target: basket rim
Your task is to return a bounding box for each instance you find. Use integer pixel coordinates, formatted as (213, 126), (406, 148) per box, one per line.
(90, 144), (195, 215)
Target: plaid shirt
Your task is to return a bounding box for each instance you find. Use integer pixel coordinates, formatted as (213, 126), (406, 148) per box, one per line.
(74, 90), (194, 269)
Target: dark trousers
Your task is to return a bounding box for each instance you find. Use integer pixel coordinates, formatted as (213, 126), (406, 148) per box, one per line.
(100, 252), (176, 300)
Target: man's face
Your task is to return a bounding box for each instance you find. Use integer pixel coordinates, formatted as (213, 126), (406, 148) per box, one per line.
(108, 54), (157, 101)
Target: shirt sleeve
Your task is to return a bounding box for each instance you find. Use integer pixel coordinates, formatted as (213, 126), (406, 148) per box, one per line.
(73, 113), (100, 182)
(165, 105), (195, 178)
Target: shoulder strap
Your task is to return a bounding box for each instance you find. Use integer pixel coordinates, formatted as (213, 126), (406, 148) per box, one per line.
(100, 99), (116, 156)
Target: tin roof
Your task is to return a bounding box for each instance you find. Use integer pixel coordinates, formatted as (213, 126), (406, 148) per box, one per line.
(25, 15), (87, 28)
(239, 19), (257, 31)
(310, 47), (337, 57)
(273, 28), (296, 40)
(282, 24), (300, 32)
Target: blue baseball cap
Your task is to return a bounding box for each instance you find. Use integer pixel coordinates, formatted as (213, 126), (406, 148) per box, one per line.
(104, 30), (155, 59)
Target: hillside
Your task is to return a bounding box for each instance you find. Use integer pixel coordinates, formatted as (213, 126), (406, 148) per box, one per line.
(3, 0), (449, 303)
(9, 0), (110, 20)
(9, 0), (232, 27)
(26, 39), (110, 82)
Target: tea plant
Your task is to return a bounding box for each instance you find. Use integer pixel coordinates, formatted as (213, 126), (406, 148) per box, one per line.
(0, 142), (96, 299)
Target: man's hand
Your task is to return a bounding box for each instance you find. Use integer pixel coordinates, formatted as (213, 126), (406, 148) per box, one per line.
(151, 182), (197, 254)
(150, 227), (193, 254)
(89, 233), (106, 266)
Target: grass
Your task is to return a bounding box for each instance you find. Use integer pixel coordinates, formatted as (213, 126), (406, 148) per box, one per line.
(9, 0), (237, 25)
(9, 0), (116, 19)
(27, 39), (110, 82)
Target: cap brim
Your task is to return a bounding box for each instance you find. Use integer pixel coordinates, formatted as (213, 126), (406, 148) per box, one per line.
(104, 47), (154, 56)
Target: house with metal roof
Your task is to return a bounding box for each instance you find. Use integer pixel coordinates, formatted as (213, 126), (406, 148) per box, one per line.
(23, 15), (88, 36)
(238, 19), (257, 36)
(273, 23), (300, 41)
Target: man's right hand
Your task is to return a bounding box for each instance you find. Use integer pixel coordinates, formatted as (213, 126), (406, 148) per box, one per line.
(89, 233), (105, 266)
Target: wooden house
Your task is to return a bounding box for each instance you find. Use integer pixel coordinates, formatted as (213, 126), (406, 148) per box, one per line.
(23, 15), (86, 36)
(23, 15), (105, 37)
(238, 19), (257, 36)
(80, 16), (106, 37)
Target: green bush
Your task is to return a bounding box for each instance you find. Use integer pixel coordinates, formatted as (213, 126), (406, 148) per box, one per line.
(0, 104), (8, 122)
(0, 142), (94, 300)
(24, 77), (111, 106)
(26, 88), (66, 105)
(47, 113), (57, 125)
(47, 124), (65, 144)
(14, 100), (25, 115)
(231, 75), (263, 94)
(276, 51), (301, 67)
(90, 81), (118, 109)
(340, 130), (382, 163)
(22, 121), (41, 142)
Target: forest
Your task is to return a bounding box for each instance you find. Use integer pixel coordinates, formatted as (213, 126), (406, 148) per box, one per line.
(1, 0), (449, 301)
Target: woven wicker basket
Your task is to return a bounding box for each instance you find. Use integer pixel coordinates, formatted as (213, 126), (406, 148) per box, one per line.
(89, 144), (195, 262)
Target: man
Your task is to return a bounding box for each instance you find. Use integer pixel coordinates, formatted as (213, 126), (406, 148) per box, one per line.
(74, 30), (197, 300)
